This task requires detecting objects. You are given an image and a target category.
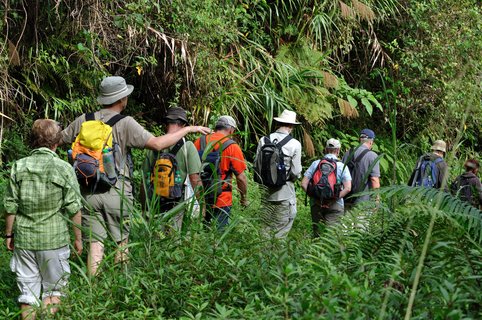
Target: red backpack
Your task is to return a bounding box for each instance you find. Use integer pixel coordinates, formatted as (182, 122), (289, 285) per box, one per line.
(307, 158), (341, 201)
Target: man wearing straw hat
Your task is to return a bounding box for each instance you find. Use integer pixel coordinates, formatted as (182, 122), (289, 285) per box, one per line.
(61, 76), (210, 275)
(255, 109), (302, 238)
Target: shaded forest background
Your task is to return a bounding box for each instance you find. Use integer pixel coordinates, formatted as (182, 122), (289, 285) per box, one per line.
(0, 0), (481, 319)
(1, 0), (480, 164)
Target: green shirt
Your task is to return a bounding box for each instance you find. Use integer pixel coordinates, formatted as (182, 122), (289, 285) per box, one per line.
(3, 148), (83, 250)
(143, 138), (202, 190)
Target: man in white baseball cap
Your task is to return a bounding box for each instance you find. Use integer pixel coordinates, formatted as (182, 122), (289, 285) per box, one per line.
(254, 109), (302, 238)
(302, 138), (352, 236)
(61, 76), (210, 275)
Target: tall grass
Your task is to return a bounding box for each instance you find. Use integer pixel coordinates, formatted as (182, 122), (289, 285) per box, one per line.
(1, 177), (481, 319)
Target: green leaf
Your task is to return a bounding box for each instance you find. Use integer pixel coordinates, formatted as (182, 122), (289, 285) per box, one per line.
(361, 98), (373, 116)
(347, 95), (358, 108)
(367, 94), (383, 111)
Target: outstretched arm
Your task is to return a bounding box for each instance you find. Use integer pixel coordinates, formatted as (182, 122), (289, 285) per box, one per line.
(145, 126), (211, 151)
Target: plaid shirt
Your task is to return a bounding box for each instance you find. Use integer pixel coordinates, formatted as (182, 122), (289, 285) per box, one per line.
(4, 148), (83, 250)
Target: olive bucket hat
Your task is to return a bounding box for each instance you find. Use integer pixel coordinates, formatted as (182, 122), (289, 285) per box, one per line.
(164, 107), (188, 124)
(431, 140), (447, 153)
(97, 76), (134, 105)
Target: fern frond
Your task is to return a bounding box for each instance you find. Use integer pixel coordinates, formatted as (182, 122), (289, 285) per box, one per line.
(378, 185), (482, 243)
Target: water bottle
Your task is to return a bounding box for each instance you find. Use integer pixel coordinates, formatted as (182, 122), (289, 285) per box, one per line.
(102, 148), (116, 179)
(171, 169), (183, 198)
(174, 170), (182, 185)
(67, 149), (73, 164)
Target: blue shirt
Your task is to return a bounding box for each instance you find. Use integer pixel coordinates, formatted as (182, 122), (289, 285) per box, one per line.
(304, 153), (352, 206)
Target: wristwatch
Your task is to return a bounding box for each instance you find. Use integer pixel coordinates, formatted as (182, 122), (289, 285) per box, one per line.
(4, 234), (14, 239)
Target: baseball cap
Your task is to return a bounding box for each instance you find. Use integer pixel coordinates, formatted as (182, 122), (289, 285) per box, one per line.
(326, 138), (341, 149)
(216, 115), (237, 129)
(360, 128), (375, 140)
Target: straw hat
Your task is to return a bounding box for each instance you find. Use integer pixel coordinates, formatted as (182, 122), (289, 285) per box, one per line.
(273, 110), (301, 125)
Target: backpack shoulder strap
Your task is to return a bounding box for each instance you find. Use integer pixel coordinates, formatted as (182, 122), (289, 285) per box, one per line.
(433, 157), (444, 164)
(353, 148), (371, 163)
(105, 114), (127, 127)
(263, 136), (271, 145)
(200, 135), (207, 151)
(221, 139), (236, 151)
(276, 135), (292, 148)
(85, 112), (95, 121)
(170, 138), (185, 155)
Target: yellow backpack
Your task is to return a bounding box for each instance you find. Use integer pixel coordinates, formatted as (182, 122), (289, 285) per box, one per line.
(71, 112), (125, 192)
(150, 139), (185, 199)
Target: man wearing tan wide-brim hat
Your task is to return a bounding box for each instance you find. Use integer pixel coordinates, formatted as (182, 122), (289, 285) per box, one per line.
(254, 109), (302, 238)
(60, 76), (210, 276)
(408, 139), (448, 190)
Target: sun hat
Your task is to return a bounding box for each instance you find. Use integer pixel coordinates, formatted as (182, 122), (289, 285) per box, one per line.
(216, 115), (237, 129)
(360, 128), (375, 140)
(431, 140), (447, 153)
(273, 110), (301, 125)
(326, 138), (341, 149)
(97, 76), (134, 105)
(164, 107), (188, 124)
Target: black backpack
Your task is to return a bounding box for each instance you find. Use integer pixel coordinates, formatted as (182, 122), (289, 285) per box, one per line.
(345, 148), (370, 203)
(253, 135), (292, 188)
(451, 174), (479, 206)
(198, 136), (236, 205)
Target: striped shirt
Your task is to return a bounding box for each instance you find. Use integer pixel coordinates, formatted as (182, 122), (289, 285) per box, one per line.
(3, 148), (83, 250)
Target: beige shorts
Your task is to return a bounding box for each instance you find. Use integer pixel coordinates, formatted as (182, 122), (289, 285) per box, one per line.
(10, 246), (70, 306)
(83, 185), (133, 243)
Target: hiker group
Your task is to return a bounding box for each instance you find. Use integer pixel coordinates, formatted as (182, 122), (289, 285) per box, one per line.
(4, 76), (481, 319)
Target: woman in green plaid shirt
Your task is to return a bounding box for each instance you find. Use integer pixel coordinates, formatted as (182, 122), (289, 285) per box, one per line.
(4, 119), (83, 320)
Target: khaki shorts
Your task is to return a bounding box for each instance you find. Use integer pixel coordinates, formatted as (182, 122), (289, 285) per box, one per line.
(83, 185), (133, 243)
(10, 246), (70, 306)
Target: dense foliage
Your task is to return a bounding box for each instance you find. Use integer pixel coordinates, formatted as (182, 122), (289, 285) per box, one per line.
(0, 0), (481, 319)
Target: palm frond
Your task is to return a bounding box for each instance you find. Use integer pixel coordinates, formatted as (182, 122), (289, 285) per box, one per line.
(338, 98), (359, 118)
(352, 0), (376, 23)
(339, 1), (356, 19)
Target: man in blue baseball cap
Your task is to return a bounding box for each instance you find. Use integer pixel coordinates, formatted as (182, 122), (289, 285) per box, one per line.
(342, 128), (380, 211)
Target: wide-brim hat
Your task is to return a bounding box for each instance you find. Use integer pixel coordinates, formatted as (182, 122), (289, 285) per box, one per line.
(164, 107), (188, 124)
(431, 140), (447, 153)
(97, 76), (134, 105)
(273, 110), (301, 125)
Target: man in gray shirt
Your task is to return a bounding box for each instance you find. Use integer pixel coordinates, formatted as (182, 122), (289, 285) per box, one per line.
(61, 76), (210, 275)
(342, 128), (380, 211)
(255, 110), (302, 238)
